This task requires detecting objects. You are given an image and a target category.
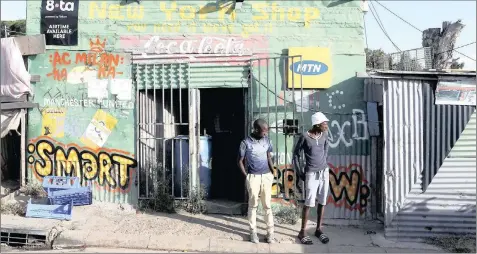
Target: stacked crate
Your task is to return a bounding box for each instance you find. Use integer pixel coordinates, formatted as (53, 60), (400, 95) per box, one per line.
(25, 176), (92, 220)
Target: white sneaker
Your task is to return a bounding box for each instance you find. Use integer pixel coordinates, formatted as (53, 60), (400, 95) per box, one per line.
(266, 233), (275, 244)
(250, 232), (259, 244)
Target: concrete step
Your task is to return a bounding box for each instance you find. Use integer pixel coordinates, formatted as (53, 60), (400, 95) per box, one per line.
(205, 200), (245, 215)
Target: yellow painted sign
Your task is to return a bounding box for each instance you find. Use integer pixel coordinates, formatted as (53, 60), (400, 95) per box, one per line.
(41, 108), (66, 138)
(80, 110), (118, 150)
(287, 47), (332, 89)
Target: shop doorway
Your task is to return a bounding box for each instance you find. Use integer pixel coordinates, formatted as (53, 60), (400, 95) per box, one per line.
(200, 88), (247, 204)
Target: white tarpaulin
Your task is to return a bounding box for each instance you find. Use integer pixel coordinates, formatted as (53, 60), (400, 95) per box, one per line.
(1, 37), (32, 98)
(1, 109), (24, 138)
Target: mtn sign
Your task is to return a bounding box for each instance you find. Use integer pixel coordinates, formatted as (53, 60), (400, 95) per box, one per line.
(287, 47), (332, 89)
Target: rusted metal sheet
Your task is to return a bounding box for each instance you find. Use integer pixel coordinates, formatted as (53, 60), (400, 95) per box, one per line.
(325, 155), (373, 220)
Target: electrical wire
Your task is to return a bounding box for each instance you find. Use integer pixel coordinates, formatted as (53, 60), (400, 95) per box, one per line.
(374, 1), (476, 62)
(375, 1), (422, 33)
(369, 1), (387, 35)
(368, 3), (401, 52)
(412, 41), (476, 63)
(369, 1), (399, 52)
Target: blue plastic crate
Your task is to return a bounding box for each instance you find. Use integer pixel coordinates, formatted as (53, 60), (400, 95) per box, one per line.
(48, 186), (92, 206)
(42, 176), (81, 192)
(26, 199), (72, 221)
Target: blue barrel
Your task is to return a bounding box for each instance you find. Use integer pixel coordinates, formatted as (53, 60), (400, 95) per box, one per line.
(199, 136), (212, 198)
(173, 136), (212, 199)
(173, 136), (189, 198)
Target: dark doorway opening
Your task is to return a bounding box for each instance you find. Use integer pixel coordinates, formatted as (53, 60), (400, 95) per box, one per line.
(376, 104), (385, 220)
(1, 125), (23, 198)
(200, 88), (246, 203)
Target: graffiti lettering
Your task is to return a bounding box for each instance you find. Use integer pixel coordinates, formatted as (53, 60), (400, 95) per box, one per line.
(43, 98), (134, 110)
(270, 162), (371, 213)
(271, 152), (292, 166)
(27, 137), (137, 191)
(127, 22), (272, 37)
(89, 1), (320, 24)
(88, 2), (319, 35)
(328, 163), (370, 213)
(252, 3), (319, 24)
(272, 164), (302, 199)
(46, 37), (125, 82)
(89, 2), (144, 20)
(328, 109), (368, 148)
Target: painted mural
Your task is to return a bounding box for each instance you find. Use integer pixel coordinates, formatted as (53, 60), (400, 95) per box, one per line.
(270, 161), (371, 215)
(27, 34), (137, 202)
(28, 136), (137, 192)
(27, 0), (368, 212)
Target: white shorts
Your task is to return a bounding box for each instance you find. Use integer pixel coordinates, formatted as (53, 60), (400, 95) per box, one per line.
(304, 169), (329, 207)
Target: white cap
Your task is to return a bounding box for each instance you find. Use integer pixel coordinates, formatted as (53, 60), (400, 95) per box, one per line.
(311, 112), (329, 126)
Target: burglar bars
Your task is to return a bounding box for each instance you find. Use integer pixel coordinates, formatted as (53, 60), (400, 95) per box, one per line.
(248, 55), (305, 200)
(135, 62), (191, 200)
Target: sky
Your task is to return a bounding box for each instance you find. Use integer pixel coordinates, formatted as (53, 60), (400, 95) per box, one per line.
(1, 0), (476, 70)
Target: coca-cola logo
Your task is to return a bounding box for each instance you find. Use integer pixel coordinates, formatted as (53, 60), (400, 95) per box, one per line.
(141, 36), (249, 56)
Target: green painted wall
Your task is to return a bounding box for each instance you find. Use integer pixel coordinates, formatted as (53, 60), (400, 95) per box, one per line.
(26, 0), (367, 206)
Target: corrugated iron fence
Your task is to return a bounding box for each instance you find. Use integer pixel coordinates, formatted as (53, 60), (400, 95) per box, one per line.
(422, 82), (475, 191)
(366, 76), (476, 229)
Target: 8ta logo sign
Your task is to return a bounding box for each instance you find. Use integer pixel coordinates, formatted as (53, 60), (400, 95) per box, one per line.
(45, 0), (75, 12)
(41, 0), (79, 46)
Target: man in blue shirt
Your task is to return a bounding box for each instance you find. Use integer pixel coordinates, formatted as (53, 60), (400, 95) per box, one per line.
(238, 119), (275, 244)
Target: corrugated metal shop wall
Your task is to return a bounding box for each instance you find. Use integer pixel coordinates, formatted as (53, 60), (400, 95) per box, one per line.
(372, 77), (476, 240)
(381, 79), (425, 226)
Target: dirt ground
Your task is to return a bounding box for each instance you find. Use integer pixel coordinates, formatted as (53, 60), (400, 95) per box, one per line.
(2, 201), (377, 243)
(1, 201), (447, 253)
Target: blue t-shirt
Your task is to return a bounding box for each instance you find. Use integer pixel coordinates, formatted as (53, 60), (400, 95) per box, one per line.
(239, 135), (273, 175)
